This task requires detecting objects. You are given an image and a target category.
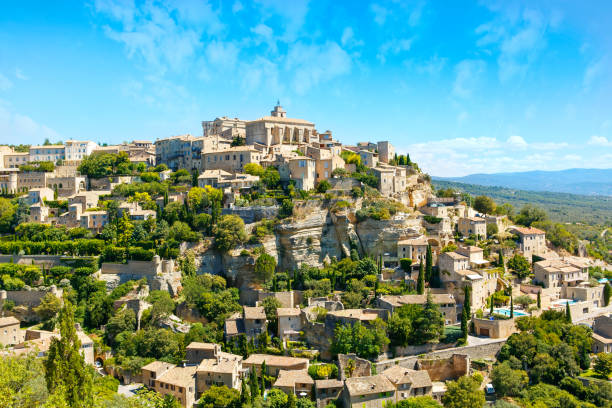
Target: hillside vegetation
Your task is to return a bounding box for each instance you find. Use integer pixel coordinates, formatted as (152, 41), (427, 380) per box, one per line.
(433, 180), (612, 226)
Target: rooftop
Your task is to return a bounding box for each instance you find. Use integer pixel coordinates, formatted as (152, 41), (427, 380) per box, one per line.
(315, 379), (343, 389)
(277, 308), (301, 317)
(512, 226), (545, 235)
(186, 342), (218, 351)
(327, 309), (383, 321)
(243, 306), (266, 320)
(273, 369), (314, 388)
(156, 365), (198, 387)
(344, 375), (395, 397)
(243, 354), (308, 367)
(381, 366), (432, 388)
(0, 316), (20, 326)
(379, 294), (455, 307)
(442, 252), (469, 261)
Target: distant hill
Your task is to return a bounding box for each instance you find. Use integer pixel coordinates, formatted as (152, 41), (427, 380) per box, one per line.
(432, 179), (612, 225)
(435, 168), (612, 196)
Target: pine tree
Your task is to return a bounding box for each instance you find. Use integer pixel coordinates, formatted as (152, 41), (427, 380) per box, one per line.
(44, 300), (93, 407)
(565, 301), (572, 323)
(537, 291), (541, 309)
(425, 245), (433, 285)
(417, 262), (425, 295)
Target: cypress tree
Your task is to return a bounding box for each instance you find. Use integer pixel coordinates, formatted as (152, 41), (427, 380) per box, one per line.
(260, 360), (267, 394)
(425, 245), (433, 284)
(287, 393), (297, 408)
(537, 291), (541, 308)
(249, 366), (259, 399)
(490, 295), (494, 316)
(604, 283), (611, 307)
(240, 379), (250, 404)
(498, 249), (505, 271)
(417, 262), (425, 295)
(463, 286), (471, 317)
(460, 306), (468, 341)
(44, 300), (93, 407)
(565, 301), (572, 323)
(510, 294), (514, 318)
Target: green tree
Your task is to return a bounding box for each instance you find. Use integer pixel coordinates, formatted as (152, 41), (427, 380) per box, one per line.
(417, 262), (425, 295)
(394, 397), (442, 408)
(34, 292), (62, 322)
(316, 180), (331, 193)
(104, 307), (136, 346)
(198, 385), (240, 408)
(261, 167), (280, 189)
(412, 291), (445, 344)
(266, 388), (287, 408)
(44, 300), (93, 407)
(179, 250), (197, 277)
(473, 195), (496, 214)
(490, 361), (528, 397)
(426, 245), (435, 287)
(497, 249), (505, 271)
(147, 290), (175, 325)
(593, 352), (612, 378)
(537, 291), (541, 308)
(254, 253), (276, 284)
(441, 375), (485, 408)
(214, 215), (247, 252)
(604, 282), (611, 307)
(244, 163), (265, 177)
(515, 204), (548, 227)
(507, 254), (530, 279)
(0, 197), (17, 233)
(279, 199), (294, 218)
(117, 212), (134, 259)
(565, 301), (572, 323)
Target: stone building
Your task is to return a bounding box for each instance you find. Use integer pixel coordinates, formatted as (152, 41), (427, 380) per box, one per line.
(377, 141), (395, 164)
(0, 316), (23, 345)
(141, 361), (197, 407)
(202, 146), (262, 173)
(458, 217), (487, 239)
(397, 236), (429, 265)
(342, 375), (396, 408)
(377, 294), (457, 324)
(28, 145), (65, 162)
(592, 316), (612, 353)
(63, 140), (99, 163)
(202, 116), (246, 139)
(277, 307), (302, 342)
(195, 350), (243, 395)
(243, 354), (309, 376)
(315, 379), (344, 408)
(273, 369), (314, 397)
(510, 226), (546, 259)
(246, 103), (316, 147)
(533, 258), (588, 289)
(380, 365), (433, 400)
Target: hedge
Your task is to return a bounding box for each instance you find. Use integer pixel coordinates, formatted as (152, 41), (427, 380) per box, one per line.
(0, 239), (106, 256)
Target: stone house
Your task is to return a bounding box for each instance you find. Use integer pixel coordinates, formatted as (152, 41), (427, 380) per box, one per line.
(283, 156), (316, 191)
(202, 146), (262, 173)
(224, 306), (267, 341)
(27, 187), (54, 205)
(377, 294), (457, 324)
(325, 309), (388, 327)
(242, 354), (309, 376)
(458, 217), (487, 239)
(315, 379), (344, 408)
(196, 351), (243, 396)
(79, 210), (109, 231)
(245, 104), (316, 146)
(0, 316), (23, 345)
(141, 361), (197, 407)
(510, 226), (546, 259)
(29, 203), (50, 223)
(592, 316), (612, 353)
(473, 317), (518, 338)
(358, 150), (378, 168)
(438, 252), (469, 275)
(186, 342), (221, 365)
(455, 246), (488, 268)
(397, 236), (429, 266)
(380, 366), (433, 400)
(277, 307), (302, 342)
(273, 369), (315, 398)
(342, 375), (395, 408)
(376, 141), (395, 164)
(533, 259), (588, 290)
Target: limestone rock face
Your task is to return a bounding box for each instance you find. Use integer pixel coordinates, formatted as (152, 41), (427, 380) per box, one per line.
(275, 204), (343, 270)
(354, 217), (421, 257)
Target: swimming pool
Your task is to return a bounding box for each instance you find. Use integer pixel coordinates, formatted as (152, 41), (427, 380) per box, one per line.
(493, 308), (528, 317)
(552, 299), (578, 306)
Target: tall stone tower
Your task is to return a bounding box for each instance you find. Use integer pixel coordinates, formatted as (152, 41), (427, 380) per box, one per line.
(271, 101), (287, 118)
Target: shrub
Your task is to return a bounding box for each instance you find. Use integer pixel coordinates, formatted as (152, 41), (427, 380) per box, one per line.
(400, 258), (412, 271)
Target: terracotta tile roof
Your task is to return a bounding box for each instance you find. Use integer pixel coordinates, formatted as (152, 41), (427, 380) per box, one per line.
(243, 354), (308, 368)
(512, 226), (545, 235)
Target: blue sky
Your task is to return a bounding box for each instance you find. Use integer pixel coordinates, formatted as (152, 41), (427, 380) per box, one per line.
(0, 0), (611, 176)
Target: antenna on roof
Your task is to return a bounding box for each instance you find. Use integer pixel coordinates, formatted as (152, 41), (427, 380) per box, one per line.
(277, 99), (280, 106)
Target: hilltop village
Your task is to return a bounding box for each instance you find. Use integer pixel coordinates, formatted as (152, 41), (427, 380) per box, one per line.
(0, 104), (611, 408)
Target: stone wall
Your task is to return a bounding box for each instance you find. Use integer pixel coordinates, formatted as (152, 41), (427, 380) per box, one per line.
(338, 353), (371, 380)
(416, 354), (469, 381)
(0, 255), (63, 266)
(375, 339), (506, 372)
(0, 286), (62, 307)
(222, 205), (279, 224)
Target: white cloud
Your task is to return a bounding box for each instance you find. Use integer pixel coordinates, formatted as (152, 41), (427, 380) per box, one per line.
(377, 38), (413, 63)
(286, 41), (351, 94)
(0, 105), (61, 144)
(15, 68), (28, 81)
(476, 7), (550, 82)
(232, 1), (243, 13)
(0, 73), (12, 91)
(205, 40), (239, 68)
(563, 154), (581, 161)
(588, 135), (612, 147)
(341, 27), (363, 48)
(583, 58), (605, 90)
(452, 59), (485, 98)
(507, 135), (527, 148)
(370, 4), (388, 25)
